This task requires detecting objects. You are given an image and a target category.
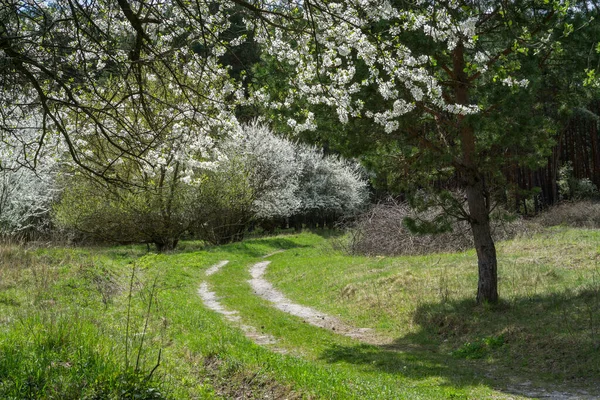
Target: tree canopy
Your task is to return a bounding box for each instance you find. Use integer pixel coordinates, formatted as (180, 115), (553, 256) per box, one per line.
(2, 0), (600, 302)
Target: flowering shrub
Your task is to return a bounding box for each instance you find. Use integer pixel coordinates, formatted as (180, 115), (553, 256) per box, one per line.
(0, 166), (57, 239)
(293, 144), (369, 229)
(194, 122), (369, 242)
(0, 122), (59, 239)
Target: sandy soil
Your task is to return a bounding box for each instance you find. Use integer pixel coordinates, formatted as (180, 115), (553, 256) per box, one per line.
(205, 260), (229, 276)
(199, 261), (279, 348)
(249, 261), (387, 344)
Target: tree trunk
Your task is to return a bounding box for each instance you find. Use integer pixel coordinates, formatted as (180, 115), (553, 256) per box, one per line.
(154, 238), (178, 252)
(465, 178), (499, 304)
(453, 40), (499, 304)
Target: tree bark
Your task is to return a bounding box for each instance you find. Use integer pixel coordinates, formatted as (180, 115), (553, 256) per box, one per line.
(466, 178), (499, 304)
(154, 238), (179, 252)
(453, 40), (499, 304)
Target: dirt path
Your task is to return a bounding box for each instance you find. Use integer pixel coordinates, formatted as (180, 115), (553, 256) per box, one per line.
(198, 261), (280, 348)
(249, 261), (386, 344)
(205, 260), (229, 276)
(199, 259), (596, 399)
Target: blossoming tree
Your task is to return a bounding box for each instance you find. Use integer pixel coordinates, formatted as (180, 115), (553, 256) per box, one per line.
(1, 0), (595, 301)
(1, 0), (243, 184)
(243, 0), (583, 303)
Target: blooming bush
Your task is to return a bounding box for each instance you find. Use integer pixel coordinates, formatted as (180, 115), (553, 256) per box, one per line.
(293, 144), (369, 229)
(194, 122), (369, 242)
(0, 166), (57, 239)
(0, 122), (59, 239)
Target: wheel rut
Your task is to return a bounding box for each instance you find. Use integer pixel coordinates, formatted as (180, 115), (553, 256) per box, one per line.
(199, 258), (596, 399)
(249, 261), (389, 345)
(198, 260), (280, 349)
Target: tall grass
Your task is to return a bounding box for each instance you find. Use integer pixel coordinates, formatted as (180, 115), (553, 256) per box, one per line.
(0, 243), (165, 399)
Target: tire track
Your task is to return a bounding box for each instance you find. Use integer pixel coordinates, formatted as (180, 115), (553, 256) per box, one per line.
(249, 261), (385, 344)
(199, 261), (280, 349)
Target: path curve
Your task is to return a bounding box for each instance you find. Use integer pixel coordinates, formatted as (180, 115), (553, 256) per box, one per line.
(205, 260), (229, 276)
(202, 260), (593, 399)
(199, 261), (280, 348)
(249, 261), (385, 344)
(248, 261), (598, 399)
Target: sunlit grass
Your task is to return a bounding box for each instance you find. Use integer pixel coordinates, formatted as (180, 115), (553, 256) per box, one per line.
(264, 228), (600, 391)
(1, 228), (598, 398)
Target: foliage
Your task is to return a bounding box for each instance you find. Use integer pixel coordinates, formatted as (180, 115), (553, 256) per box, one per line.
(193, 162), (256, 245)
(294, 143), (369, 227)
(194, 122), (368, 243)
(243, 0), (600, 303)
(0, 118), (61, 239)
(192, 121), (301, 244)
(226, 122), (301, 221)
(557, 162), (598, 200)
(4, 0), (600, 304)
(54, 172), (197, 251)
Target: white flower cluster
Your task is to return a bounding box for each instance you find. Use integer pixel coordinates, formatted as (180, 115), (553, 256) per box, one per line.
(501, 77), (530, 88)
(215, 122), (368, 220)
(1, 0), (245, 181)
(249, 1), (492, 134)
(295, 143), (369, 216)
(1, 0), (538, 180)
(0, 115), (60, 236)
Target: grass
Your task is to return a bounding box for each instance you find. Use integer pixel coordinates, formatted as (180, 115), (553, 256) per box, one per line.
(264, 228), (600, 392)
(0, 227), (598, 398)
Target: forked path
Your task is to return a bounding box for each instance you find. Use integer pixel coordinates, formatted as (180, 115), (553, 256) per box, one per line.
(198, 261), (279, 348)
(249, 261), (387, 344)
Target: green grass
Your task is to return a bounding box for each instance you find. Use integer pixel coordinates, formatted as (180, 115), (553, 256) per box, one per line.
(263, 228), (600, 392)
(0, 228), (598, 398)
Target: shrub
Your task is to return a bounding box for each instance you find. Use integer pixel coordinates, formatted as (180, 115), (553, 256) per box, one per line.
(534, 200), (600, 228)
(192, 159), (256, 245)
(558, 162), (598, 200)
(192, 122), (300, 244)
(54, 173), (197, 251)
(193, 122), (369, 242)
(293, 144), (369, 229)
(0, 164), (57, 240)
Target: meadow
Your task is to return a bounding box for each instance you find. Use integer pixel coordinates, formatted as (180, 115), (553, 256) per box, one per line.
(0, 227), (598, 399)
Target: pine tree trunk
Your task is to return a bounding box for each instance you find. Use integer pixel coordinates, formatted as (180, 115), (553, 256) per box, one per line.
(453, 40), (499, 304)
(465, 179), (499, 304)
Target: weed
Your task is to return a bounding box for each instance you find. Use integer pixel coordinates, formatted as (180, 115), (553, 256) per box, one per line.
(452, 335), (505, 359)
